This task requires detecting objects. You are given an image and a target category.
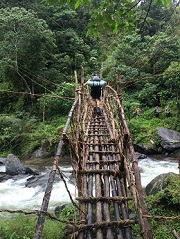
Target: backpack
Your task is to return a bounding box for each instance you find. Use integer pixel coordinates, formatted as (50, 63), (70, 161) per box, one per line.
(88, 81), (105, 87)
(88, 74), (105, 87)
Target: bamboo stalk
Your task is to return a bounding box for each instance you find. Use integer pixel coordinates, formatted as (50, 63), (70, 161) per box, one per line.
(94, 117), (103, 239)
(172, 229), (180, 239)
(101, 135), (114, 238)
(86, 135), (94, 239)
(107, 153), (124, 239)
(76, 196), (132, 202)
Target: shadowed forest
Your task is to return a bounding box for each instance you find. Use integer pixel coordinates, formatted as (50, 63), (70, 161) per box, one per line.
(0, 0), (179, 158)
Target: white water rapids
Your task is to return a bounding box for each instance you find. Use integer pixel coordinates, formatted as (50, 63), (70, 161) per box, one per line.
(0, 156), (178, 212)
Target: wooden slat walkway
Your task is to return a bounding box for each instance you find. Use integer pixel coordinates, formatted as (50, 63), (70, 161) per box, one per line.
(74, 111), (134, 239)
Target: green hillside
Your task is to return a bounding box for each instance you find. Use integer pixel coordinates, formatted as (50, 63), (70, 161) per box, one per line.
(0, 0), (179, 157)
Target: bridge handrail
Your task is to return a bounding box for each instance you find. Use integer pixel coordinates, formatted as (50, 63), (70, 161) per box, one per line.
(103, 84), (153, 239)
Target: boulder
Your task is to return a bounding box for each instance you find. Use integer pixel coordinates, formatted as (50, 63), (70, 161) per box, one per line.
(54, 204), (69, 218)
(170, 148), (180, 158)
(0, 156), (6, 164)
(25, 172), (60, 189)
(0, 174), (12, 182)
(145, 172), (176, 196)
(5, 154), (26, 175)
(30, 147), (53, 159)
(134, 143), (160, 155)
(157, 128), (180, 152)
(135, 152), (147, 160)
(0, 154), (37, 176)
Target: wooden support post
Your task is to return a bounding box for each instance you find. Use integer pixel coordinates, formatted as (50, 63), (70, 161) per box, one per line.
(81, 67), (84, 85)
(172, 229), (180, 239)
(33, 162), (57, 239)
(74, 70), (79, 97)
(116, 74), (122, 104)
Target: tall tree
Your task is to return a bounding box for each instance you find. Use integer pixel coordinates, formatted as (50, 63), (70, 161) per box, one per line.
(136, 0), (177, 36)
(46, 0), (173, 35)
(0, 7), (56, 112)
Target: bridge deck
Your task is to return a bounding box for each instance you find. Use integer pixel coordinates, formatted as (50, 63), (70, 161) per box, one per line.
(34, 83), (153, 239)
(73, 111), (134, 238)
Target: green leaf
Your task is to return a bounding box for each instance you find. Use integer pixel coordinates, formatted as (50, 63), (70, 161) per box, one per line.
(75, 0), (81, 9)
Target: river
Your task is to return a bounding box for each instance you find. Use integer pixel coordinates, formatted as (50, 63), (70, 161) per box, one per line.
(0, 155), (179, 213)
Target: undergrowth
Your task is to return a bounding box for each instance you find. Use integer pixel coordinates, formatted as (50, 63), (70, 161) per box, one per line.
(0, 214), (66, 239)
(126, 106), (178, 144)
(0, 114), (66, 157)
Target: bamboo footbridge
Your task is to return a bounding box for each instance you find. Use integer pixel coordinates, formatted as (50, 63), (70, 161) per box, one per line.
(34, 74), (153, 239)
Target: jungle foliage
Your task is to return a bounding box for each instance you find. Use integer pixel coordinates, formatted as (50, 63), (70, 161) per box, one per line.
(0, 0), (179, 156)
(47, 0), (173, 36)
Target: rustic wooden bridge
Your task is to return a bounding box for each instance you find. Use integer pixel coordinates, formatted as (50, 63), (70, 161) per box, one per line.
(34, 74), (153, 239)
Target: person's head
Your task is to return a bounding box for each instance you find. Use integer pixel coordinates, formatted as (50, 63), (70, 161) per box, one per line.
(91, 73), (101, 81)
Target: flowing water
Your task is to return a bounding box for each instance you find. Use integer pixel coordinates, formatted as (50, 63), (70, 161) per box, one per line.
(0, 165), (75, 211)
(138, 155), (179, 187)
(0, 155), (179, 213)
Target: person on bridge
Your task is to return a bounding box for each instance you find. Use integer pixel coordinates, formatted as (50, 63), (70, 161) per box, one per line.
(87, 73), (106, 115)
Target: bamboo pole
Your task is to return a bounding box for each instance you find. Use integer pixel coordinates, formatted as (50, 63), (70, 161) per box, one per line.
(33, 162), (57, 239)
(103, 85), (153, 239)
(79, 103), (92, 239)
(94, 118), (103, 239)
(116, 74), (122, 104)
(172, 229), (180, 239)
(112, 150), (132, 238)
(101, 137), (114, 238)
(81, 67), (84, 85)
(87, 135), (94, 239)
(74, 70), (78, 92)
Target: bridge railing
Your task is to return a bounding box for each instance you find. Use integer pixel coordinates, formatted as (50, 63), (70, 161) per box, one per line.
(102, 84), (153, 239)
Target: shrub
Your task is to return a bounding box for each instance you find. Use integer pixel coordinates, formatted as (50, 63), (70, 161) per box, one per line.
(0, 214), (66, 239)
(146, 174), (180, 239)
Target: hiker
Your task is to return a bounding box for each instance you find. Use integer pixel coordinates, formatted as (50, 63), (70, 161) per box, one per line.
(86, 73), (106, 115)
(154, 106), (159, 117)
(134, 107), (140, 116)
(165, 106), (171, 117)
